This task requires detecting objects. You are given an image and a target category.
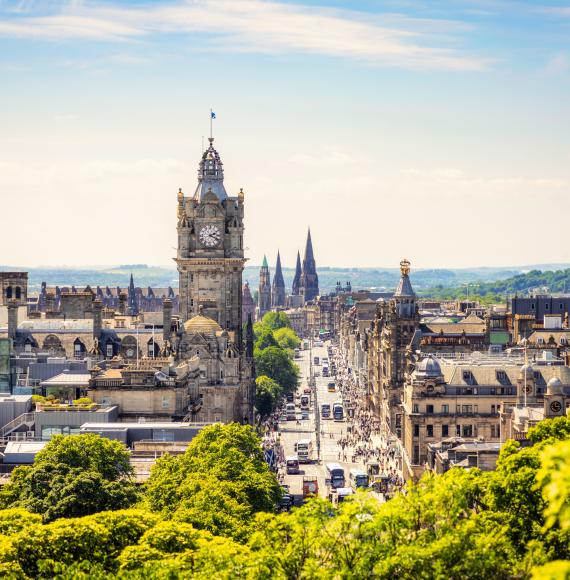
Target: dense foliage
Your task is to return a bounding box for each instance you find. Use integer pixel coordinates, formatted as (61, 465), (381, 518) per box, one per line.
(0, 434), (138, 522)
(252, 312), (300, 419)
(0, 417), (568, 577)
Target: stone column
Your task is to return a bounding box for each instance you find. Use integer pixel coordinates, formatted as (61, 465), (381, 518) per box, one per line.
(7, 299), (18, 341)
(163, 298), (173, 341)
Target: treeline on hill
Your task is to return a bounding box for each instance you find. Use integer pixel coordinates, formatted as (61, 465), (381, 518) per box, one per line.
(0, 417), (568, 577)
(250, 312), (300, 420)
(423, 267), (570, 304)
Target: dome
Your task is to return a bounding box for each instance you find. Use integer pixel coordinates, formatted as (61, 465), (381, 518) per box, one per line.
(183, 314), (222, 335)
(547, 376), (564, 395)
(414, 355), (442, 379)
(520, 363), (534, 377)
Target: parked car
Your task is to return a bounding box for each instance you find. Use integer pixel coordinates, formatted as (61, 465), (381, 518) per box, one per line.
(301, 410), (309, 420)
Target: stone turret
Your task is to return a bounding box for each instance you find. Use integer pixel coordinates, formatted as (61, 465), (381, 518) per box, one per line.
(242, 282), (256, 324)
(299, 228), (319, 301)
(271, 251), (286, 309)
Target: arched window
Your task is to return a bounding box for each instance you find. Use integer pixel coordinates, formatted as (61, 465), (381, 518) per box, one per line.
(73, 338), (85, 358)
(15, 287), (21, 300)
(5, 287), (12, 299)
(43, 334), (62, 354)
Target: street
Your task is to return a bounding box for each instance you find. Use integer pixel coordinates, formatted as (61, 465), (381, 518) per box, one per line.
(274, 340), (403, 505)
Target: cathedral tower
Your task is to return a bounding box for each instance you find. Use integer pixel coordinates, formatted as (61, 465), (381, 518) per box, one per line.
(271, 251), (286, 309)
(258, 255), (271, 319)
(175, 138), (245, 334)
(300, 228), (319, 301)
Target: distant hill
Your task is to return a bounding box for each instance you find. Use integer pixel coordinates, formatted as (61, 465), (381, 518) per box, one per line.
(3, 263), (569, 295)
(424, 268), (570, 301)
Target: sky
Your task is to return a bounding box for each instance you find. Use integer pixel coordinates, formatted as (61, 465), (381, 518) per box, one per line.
(0, 0), (569, 270)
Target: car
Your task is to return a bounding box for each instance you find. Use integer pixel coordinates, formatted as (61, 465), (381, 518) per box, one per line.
(301, 410), (309, 420)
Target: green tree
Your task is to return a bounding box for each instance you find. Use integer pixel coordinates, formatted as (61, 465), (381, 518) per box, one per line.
(255, 346), (299, 393)
(273, 327), (300, 352)
(260, 311), (291, 331)
(255, 375), (282, 418)
(254, 327), (278, 352)
(144, 424), (281, 540)
(0, 435), (138, 522)
(528, 413), (570, 446)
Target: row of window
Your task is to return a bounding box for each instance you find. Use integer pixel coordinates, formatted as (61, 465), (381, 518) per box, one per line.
(413, 403), (499, 414)
(413, 424), (500, 438)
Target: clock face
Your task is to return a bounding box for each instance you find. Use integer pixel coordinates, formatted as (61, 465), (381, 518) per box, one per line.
(550, 400), (562, 413)
(199, 225), (221, 248)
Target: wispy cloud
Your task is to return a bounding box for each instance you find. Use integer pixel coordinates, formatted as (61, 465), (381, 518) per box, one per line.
(0, 0), (490, 71)
(544, 52), (570, 75)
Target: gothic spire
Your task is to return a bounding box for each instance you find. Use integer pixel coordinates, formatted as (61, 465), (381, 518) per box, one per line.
(127, 273), (139, 316)
(271, 251), (286, 308)
(292, 250), (302, 295)
(300, 228), (319, 301)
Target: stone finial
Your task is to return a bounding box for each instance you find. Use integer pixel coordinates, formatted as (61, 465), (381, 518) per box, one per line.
(400, 259), (411, 277)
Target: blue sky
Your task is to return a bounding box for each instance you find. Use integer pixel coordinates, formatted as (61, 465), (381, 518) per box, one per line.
(0, 0), (569, 270)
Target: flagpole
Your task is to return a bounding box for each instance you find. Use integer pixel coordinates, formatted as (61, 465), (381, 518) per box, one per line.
(210, 108), (213, 140)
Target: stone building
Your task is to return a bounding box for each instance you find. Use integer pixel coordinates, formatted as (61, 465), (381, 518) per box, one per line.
(2, 136), (255, 424)
(271, 251), (286, 309)
(257, 256), (271, 320)
(402, 351), (570, 479)
(175, 137), (245, 331)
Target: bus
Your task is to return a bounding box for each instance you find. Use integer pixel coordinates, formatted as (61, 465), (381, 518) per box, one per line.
(321, 404), (331, 419)
(327, 382), (336, 392)
(349, 469), (369, 490)
(286, 455), (300, 475)
(286, 403), (296, 421)
(325, 463), (345, 489)
(333, 401), (344, 421)
(300, 394), (310, 410)
(295, 439), (313, 463)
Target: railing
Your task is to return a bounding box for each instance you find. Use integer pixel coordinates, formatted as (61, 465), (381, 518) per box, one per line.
(0, 413), (35, 438)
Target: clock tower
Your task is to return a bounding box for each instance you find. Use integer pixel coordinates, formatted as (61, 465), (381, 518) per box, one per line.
(176, 137), (245, 334)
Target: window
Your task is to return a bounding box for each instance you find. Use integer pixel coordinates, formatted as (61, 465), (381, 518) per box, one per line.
(531, 303), (535, 310)
(413, 424), (420, 437)
(491, 425), (500, 438)
(413, 404), (419, 413)
(190, 274), (194, 282)
(5, 287), (12, 299)
(462, 405), (473, 414)
(442, 425), (449, 437)
(442, 404), (449, 414)
(491, 404), (496, 414)
(426, 404), (434, 414)
(426, 425), (434, 437)
(546, 304), (550, 310)
(161, 397), (170, 409)
(106, 344), (113, 357)
(462, 425), (473, 437)
(15, 287), (21, 299)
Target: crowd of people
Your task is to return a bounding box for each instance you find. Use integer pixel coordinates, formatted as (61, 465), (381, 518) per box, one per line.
(331, 346), (405, 493)
(261, 339), (405, 495)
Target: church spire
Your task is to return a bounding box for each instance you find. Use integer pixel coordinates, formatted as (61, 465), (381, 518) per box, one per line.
(127, 273), (139, 316)
(258, 255), (271, 319)
(292, 250), (302, 295)
(272, 251), (286, 308)
(300, 228), (319, 301)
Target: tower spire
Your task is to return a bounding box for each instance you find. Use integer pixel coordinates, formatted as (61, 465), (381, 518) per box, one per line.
(292, 250), (302, 295)
(300, 228), (319, 301)
(272, 250), (286, 308)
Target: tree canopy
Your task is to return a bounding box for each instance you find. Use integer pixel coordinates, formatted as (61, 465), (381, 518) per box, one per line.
(0, 434), (138, 522)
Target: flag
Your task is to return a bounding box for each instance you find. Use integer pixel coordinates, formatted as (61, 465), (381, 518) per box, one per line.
(210, 110), (216, 119)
